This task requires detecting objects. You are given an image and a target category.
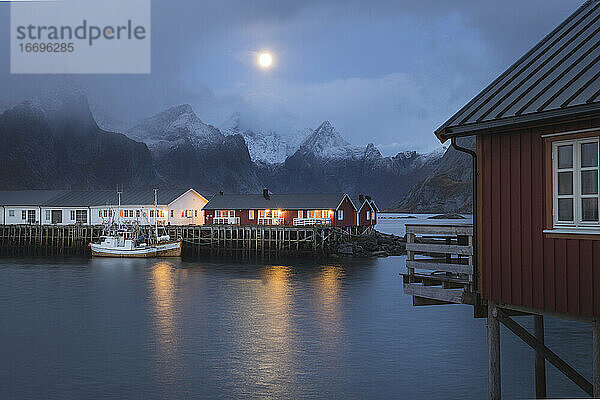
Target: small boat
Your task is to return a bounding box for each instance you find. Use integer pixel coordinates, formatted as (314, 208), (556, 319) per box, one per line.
(89, 189), (182, 258)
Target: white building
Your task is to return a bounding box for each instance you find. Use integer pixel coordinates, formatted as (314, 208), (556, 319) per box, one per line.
(0, 189), (208, 226)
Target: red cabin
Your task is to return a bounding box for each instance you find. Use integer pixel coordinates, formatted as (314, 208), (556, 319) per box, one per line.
(430, 1), (600, 397)
(203, 191), (370, 228)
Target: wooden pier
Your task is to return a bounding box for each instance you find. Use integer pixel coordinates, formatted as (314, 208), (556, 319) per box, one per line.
(402, 223), (478, 309)
(0, 224), (371, 257)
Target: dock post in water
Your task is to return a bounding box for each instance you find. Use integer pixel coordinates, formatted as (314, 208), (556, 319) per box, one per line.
(488, 301), (501, 400)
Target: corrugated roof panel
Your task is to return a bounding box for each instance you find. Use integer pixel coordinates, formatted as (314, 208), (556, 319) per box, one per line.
(0, 190), (66, 206)
(436, 0), (600, 139)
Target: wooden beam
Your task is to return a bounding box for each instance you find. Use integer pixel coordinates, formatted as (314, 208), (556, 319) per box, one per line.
(594, 320), (600, 398)
(406, 259), (473, 274)
(403, 282), (465, 304)
(405, 224), (473, 236)
(488, 302), (501, 400)
(534, 315), (547, 399)
(405, 243), (473, 256)
(497, 308), (593, 397)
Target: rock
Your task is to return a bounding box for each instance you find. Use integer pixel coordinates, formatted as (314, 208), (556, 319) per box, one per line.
(337, 245), (353, 255)
(371, 250), (388, 257)
(428, 213), (466, 220)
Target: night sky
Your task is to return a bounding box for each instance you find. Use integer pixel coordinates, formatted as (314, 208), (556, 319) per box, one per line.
(0, 0), (584, 153)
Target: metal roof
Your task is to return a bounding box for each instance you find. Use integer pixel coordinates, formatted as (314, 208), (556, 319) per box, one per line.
(436, 0), (600, 141)
(204, 193), (353, 210)
(44, 189), (195, 207)
(0, 190), (67, 206)
(0, 189), (200, 207)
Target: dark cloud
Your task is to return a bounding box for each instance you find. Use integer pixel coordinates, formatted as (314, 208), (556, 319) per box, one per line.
(0, 0), (585, 153)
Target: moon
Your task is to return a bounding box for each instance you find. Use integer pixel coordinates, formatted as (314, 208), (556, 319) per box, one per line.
(258, 52), (273, 68)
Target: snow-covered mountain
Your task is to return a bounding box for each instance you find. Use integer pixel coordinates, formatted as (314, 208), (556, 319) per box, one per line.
(296, 121), (365, 160)
(220, 113), (309, 164)
(128, 104), (223, 150)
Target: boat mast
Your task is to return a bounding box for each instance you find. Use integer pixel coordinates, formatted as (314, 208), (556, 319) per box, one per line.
(117, 185), (122, 231)
(154, 188), (159, 239)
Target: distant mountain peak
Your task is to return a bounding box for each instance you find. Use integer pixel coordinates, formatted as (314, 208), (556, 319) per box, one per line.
(299, 121), (359, 159)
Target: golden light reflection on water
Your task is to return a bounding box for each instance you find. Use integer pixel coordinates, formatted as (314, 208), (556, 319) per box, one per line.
(229, 265), (298, 398)
(314, 265), (344, 348)
(149, 261), (187, 362)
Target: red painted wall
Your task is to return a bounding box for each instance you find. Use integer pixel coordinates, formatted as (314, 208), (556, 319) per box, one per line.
(356, 202), (374, 226)
(333, 197), (356, 227)
(478, 118), (600, 317)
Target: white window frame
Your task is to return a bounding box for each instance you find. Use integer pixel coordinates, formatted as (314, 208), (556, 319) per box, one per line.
(338, 209), (343, 220)
(45, 210), (51, 220)
(8, 209), (14, 217)
(366, 211), (370, 220)
(249, 210), (254, 219)
(552, 138), (600, 229)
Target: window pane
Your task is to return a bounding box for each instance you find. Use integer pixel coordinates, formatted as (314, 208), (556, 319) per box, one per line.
(581, 142), (599, 168)
(582, 197), (599, 222)
(558, 145), (573, 169)
(558, 171), (573, 195)
(558, 198), (573, 221)
(582, 170), (599, 195)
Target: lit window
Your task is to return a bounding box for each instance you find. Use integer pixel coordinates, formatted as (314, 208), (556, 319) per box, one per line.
(150, 210), (154, 218)
(298, 210), (303, 218)
(338, 210), (343, 220)
(249, 210), (254, 219)
(366, 211), (370, 220)
(553, 139), (599, 227)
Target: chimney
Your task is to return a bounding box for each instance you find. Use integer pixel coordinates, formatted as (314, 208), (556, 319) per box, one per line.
(263, 188), (270, 200)
(219, 191), (224, 196)
(359, 194), (365, 203)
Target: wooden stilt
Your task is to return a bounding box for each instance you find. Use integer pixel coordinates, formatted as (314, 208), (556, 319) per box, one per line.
(488, 301), (501, 400)
(594, 319), (600, 398)
(534, 315), (546, 399)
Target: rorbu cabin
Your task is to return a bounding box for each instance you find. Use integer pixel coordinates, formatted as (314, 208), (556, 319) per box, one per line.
(203, 190), (366, 227)
(403, 0), (600, 397)
(354, 195), (378, 226)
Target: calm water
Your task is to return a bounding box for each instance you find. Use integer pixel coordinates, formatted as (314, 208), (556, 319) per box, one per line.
(0, 214), (592, 399)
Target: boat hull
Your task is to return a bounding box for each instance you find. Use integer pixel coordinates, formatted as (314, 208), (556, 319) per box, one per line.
(90, 240), (182, 258)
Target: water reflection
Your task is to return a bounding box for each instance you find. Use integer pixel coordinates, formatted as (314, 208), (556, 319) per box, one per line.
(148, 261), (187, 376)
(229, 265), (299, 398)
(314, 265), (344, 347)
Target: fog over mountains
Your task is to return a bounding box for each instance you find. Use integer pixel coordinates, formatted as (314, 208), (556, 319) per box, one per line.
(0, 90), (472, 211)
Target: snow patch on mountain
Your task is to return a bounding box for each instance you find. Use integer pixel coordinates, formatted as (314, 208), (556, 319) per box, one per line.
(297, 121), (364, 159)
(220, 113), (309, 164)
(127, 104), (223, 149)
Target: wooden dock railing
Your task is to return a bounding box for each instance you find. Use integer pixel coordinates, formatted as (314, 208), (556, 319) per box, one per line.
(402, 224), (476, 306)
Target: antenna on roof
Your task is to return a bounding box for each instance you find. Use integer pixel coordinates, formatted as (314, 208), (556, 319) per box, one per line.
(116, 184), (123, 230)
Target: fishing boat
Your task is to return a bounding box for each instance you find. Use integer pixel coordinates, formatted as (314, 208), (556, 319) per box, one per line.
(89, 189), (182, 258)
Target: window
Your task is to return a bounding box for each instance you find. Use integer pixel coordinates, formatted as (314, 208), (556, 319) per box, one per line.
(150, 210), (154, 218)
(249, 210), (254, 219)
(298, 210), (303, 218)
(75, 210), (87, 224)
(22, 210), (26, 220)
(553, 138), (599, 227)
(8, 210), (14, 217)
(366, 211), (371, 220)
(46, 210), (51, 220)
(195, 210), (198, 217)
(98, 210), (102, 218)
(372, 211), (376, 221)
(27, 210), (36, 224)
(338, 210), (343, 220)
(170, 210), (174, 218)
(70, 210), (76, 220)
(137, 210), (141, 218)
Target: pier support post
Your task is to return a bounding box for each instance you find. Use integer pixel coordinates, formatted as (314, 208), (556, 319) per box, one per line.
(488, 302), (501, 400)
(534, 315), (546, 399)
(594, 319), (600, 398)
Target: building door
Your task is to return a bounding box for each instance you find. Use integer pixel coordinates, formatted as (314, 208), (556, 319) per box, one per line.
(51, 210), (62, 224)
(27, 210), (36, 224)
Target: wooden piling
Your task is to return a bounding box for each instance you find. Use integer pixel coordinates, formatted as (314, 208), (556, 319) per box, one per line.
(488, 301), (501, 400)
(594, 319), (600, 398)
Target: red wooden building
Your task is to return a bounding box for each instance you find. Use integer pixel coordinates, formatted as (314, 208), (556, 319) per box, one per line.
(406, 1), (600, 398)
(204, 190), (376, 228)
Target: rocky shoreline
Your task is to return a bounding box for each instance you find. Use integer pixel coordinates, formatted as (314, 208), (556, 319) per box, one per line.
(330, 230), (406, 258)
